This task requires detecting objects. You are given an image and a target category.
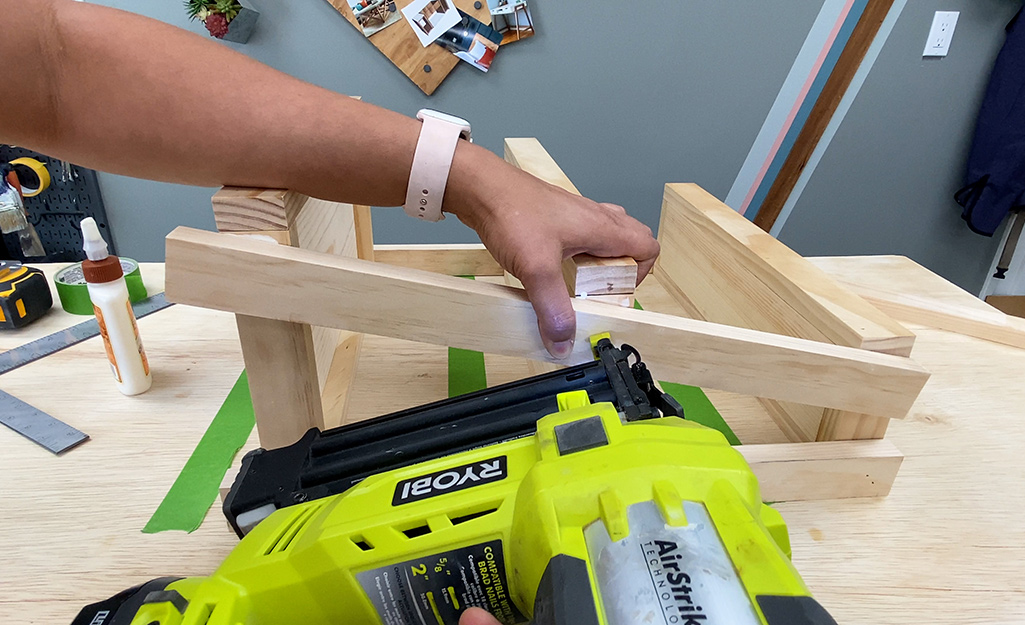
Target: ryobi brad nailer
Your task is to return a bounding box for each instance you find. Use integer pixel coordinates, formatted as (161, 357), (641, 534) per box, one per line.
(74, 338), (837, 625)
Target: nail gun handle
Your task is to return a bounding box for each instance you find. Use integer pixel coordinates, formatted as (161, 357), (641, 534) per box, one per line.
(529, 555), (600, 625)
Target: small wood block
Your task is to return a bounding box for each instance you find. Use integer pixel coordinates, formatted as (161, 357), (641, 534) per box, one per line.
(325, 0), (493, 95)
(583, 293), (636, 307)
(211, 187), (306, 232)
(502, 138), (638, 299)
(505, 269), (635, 307)
(563, 254), (638, 297)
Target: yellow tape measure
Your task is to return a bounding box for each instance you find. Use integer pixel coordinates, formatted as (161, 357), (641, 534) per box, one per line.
(0, 261), (52, 329)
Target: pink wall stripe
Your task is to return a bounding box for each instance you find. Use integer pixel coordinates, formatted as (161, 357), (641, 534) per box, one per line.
(738, 0), (857, 216)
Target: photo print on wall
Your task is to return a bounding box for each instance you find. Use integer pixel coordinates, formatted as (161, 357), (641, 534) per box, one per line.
(435, 10), (503, 72)
(402, 0), (463, 46)
(348, 0), (402, 37)
(487, 0), (534, 45)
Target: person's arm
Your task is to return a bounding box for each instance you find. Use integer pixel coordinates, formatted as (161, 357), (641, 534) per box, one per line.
(0, 0), (659, 358)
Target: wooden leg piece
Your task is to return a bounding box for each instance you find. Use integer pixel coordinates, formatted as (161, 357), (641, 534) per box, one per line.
(320, 333), (364, 430)
(235, 314), (324, 448)
(212, 187), (367, 443)
(353, 205), (375, 262)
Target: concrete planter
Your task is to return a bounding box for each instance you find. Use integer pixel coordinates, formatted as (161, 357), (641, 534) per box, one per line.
(219, 7), (260, 44)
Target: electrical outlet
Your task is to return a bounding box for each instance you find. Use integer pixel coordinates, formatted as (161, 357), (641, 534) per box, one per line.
(923, 11), (959, 57)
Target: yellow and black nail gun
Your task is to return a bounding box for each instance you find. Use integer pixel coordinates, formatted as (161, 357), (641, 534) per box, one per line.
(74, 338), (837, 625)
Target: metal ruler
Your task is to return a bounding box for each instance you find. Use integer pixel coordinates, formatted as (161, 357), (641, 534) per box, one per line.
(0, 292), (173, 453)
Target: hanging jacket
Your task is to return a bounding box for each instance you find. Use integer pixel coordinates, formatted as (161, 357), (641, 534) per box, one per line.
(955, 9), (1025, 236)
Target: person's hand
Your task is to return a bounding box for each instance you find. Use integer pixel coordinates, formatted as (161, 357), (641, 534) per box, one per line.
(446, 146), (659, 360)
(459, 607), (502, 625)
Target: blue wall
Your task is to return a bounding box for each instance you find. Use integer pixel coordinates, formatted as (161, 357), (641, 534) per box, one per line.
(89, 0), (820, 259)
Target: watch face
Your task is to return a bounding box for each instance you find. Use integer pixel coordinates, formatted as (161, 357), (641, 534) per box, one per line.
(417, 109), (472, 140)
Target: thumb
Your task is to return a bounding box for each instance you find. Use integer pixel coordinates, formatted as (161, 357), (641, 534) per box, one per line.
(459, 608), (502, 625)
(518, 262), (576, 360)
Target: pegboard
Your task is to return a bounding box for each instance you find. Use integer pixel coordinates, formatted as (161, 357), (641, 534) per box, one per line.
(0, 145), (113, 263)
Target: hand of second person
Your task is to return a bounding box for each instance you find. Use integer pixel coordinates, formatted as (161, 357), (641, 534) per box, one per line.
(459, 607), (502, 625)
(445, 145), (659, 360)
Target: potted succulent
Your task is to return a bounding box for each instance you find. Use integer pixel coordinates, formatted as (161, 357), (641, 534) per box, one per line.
(185, 0), (260, 43)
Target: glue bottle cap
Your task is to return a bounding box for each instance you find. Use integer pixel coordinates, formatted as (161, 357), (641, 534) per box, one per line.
(80, 217), (109, 261)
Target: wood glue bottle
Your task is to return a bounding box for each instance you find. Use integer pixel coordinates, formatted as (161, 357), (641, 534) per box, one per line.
(80, 217), (152, 395)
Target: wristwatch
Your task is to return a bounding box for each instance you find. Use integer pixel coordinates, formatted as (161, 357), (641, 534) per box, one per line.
(403, 109), (472, 222)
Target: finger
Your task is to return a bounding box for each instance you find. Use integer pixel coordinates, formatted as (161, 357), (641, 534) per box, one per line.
(636, 250), (658, 286)
(459, 608), (502, 625)
(575, 219), (660, 268)
(518, 261), (577, 360)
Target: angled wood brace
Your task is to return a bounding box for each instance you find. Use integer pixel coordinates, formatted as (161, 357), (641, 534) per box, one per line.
(653, 182), (918, 442)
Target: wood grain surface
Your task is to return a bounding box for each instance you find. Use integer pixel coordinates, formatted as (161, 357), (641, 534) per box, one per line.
(3, 261), (1025, 624)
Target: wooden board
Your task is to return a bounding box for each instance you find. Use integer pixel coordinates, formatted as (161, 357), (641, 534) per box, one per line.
(210, 187), (306, 232)
(504, 137), (581, 194)
(7, 261), (1025, 625)
(290, 196), (361, 395)
(234, 314), (324, 447)
(373, 243), (503, 275)
(655, 183), (916, 441)
(325, 0), (493, 95)
(228, 230), (292, 246)
(740, 438), (903, 501)
(164, 227), (930, 419)
(211, 188), (365, 448)
(354, 205), (375, 262)
(810, 255), (1025, 351)
(656, 184), (915, 353)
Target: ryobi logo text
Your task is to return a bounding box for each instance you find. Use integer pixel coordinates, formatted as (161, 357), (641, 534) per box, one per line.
(643, 539), (710, 625)
(392, 456), (507, 505)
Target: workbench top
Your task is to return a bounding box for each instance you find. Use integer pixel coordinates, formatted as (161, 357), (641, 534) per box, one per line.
(2, 259), (1023, 624)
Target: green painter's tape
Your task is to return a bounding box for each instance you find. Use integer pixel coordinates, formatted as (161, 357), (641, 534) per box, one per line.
(143, 371), (255, 533)
(448, 276), (488, 397)
(633, 299), (739, 445)
(449, 346), (487, 397)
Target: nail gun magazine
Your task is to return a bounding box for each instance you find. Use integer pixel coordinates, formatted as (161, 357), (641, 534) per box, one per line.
(74, 338), (838, 625)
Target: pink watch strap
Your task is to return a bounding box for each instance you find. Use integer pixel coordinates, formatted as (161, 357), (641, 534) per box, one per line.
(403, 116), (462, 222)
